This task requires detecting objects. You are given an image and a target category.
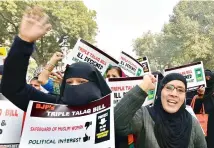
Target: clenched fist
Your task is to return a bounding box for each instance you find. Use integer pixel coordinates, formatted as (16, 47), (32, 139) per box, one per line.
(139, 74), (157, 92)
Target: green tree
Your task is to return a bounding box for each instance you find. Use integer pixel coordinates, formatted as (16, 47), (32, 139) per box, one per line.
(0, 1), (98, 65)
(133, 1), (214, 71)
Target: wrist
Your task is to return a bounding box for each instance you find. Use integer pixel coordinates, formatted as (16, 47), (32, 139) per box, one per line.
(44, 63), (55, 72)
(18, 34), (33, 43)
(139, 83), (149, 92)
(49, 59), (58, 65)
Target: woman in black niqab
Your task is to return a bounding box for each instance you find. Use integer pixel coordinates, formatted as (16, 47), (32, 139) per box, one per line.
(58, 62), (111, 106)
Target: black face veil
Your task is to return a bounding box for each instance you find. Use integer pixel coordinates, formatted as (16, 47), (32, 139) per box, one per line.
(59, 62), (111, 106)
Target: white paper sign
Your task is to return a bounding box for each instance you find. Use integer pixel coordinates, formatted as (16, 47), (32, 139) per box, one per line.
(0, 94), (24, 147)
(19, 95), (115, 148)
(118, 52), (150, 77)
(63, 39), (119, 76)
(164, 62), (206, 91)
(107, 76), (158, 107)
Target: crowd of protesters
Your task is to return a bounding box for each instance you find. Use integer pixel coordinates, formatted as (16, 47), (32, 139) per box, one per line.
(0, 6), (213, 148)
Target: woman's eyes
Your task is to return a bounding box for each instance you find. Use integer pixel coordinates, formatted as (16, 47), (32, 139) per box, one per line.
(79, 80), (87, 84)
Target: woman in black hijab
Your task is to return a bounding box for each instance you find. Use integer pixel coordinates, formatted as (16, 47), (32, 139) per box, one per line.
(2, 52), (111, 111)
(1, 7), (111, 111)
(147, 73), (192, 148)
(193, 69), (214, 148)
(114, 73), (207, 148)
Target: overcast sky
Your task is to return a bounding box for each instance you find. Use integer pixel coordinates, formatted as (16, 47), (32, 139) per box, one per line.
(83, 0), (180, 59)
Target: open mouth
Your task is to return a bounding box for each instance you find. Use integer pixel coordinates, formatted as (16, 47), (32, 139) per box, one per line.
(167, 100), (178, 106)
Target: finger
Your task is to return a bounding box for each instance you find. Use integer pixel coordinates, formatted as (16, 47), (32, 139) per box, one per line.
(34, 15), (41, 21)
(33, 6), (44, 14)
(24, 6), (32, 16)
(152, 77), (157, 83)
(40, 14), (49, 26)
(52, 72), (62, 80)
(57, 71), (63, 78)
(44, 23), (52, 31)
(51, 71), (62, 79)
(56, 52), (63, 57)
(31, 14), (41, 22)
(149, 74), (157, 83)
(49, 75), (56, 80)
(26, 15), (38, 24)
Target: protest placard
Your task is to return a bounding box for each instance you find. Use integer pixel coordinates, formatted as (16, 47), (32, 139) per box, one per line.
(164, 62), (206, 91)
(0, 47), (7, 57)
(0, 47), (7, 65)
(26, 57), (38, 83)
(137, 56), (151, 73)
(19, 95), (115, 148)
(107, 75), (158, 107)
(63, 39), (119, 76)
(118, 52), (150, 77)
(0, 94), (24, 148)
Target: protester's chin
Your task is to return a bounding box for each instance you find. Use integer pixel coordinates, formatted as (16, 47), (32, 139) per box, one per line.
(162, 105), (179, 114)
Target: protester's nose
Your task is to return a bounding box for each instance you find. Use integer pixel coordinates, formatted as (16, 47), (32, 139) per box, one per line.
(170, 88), (178, 96)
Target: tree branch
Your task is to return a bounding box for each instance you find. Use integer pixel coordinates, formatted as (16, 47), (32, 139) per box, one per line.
(0, 13), (18, 33)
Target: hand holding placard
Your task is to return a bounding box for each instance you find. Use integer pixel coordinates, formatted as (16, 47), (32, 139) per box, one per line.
(139, 74), (157, 92)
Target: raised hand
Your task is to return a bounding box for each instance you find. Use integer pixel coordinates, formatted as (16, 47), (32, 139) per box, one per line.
(197, 86), (205, 98)
(49, 52), (63, 64)
(19, 6), (52, 43)
(139, 74), (157, 92)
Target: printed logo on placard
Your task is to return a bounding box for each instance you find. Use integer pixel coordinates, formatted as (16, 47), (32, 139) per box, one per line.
(142, 63), (149, 73)
(147, 90), (155, 100)
(136, 68), (142, 76)
(83, 121), (92, 142)
(95, 109), (110, 144)
(194, 68), (204, 82)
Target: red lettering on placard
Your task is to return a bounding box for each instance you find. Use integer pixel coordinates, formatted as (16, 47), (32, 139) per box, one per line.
(36, 103), (55, 111)
(5, 109), (18, 117)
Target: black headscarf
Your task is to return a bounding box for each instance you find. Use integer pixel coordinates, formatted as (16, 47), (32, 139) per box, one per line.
(106, 66), (123, 77)
(201, 70), (214, 113)
(58, 62), (111, 106)
(152, 71), (164, 89)
(0, 65), (3, 75)
(147, 73), (192, 148)
(205, 70), (214, 93)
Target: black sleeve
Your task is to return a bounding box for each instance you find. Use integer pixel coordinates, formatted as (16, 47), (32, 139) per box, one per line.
(114, 85), (148, 136)
(204, 93), (214, 114)
(1, 36), (57, 111)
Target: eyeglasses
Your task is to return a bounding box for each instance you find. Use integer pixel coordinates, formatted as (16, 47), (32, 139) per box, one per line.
(164, 84), (186, 94)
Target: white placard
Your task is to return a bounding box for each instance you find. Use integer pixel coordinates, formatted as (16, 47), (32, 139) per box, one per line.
(0, 94), (24, 147)
(107, 76), (158, 107)
(164, 62), (206, 91)
(63, 39), (119, 76)
(118, 52), (150, 77)
(19, 95), (115, 148)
